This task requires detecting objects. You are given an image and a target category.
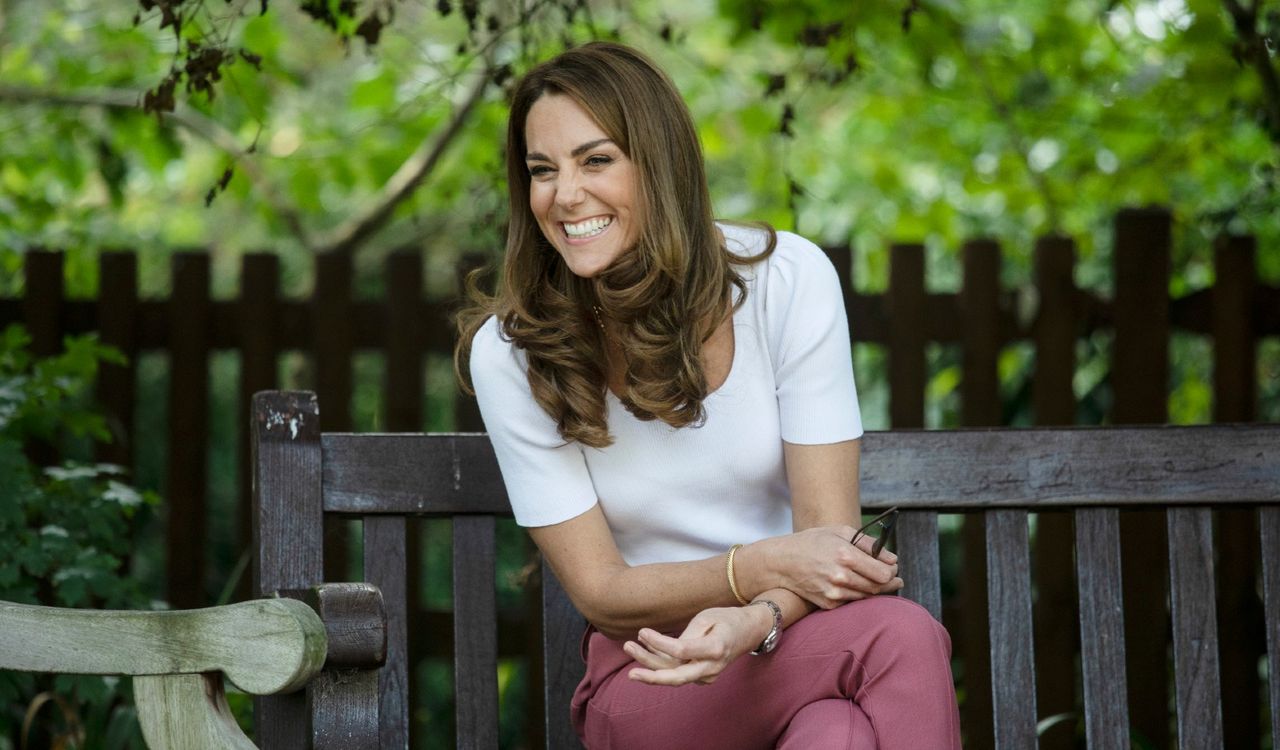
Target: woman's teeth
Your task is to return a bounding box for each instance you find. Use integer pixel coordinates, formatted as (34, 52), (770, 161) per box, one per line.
(563, 217), (612, 238)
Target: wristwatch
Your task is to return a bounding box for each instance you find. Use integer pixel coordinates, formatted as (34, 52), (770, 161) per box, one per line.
(749, 599), (783, 655)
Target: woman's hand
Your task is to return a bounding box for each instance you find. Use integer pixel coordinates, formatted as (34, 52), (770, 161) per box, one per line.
(748, 526), (903, 610)
(623, 604), (773, 686)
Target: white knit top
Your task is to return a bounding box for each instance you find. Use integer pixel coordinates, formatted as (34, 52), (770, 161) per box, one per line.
(470, 224), (863, 566)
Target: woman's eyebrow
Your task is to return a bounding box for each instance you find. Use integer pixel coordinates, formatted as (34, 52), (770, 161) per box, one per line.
(525, 138), (616, 162)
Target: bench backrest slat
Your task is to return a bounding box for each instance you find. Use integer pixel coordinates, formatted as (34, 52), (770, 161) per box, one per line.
(363, 515), (410, 750)
(1073, 507), (1129, 749)
(985, 509), (1037, 750)
(1261, 507), (1280, 747)
(452, 515), (500, 749)
(253, 392), (324, 748)
(1166, 507), (1225, 749)
(541, 564), (587, 750)
(897, 510), (941, 620)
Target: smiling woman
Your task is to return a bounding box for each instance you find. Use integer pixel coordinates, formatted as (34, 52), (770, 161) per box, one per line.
(453, 42), (960, 749)
(524, 94), (639, 278)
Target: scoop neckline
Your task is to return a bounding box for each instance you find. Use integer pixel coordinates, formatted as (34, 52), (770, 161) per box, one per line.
(606, 308), (741, 407)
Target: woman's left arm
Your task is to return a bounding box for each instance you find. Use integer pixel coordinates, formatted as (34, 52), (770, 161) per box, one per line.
(627, 438), (901, 685)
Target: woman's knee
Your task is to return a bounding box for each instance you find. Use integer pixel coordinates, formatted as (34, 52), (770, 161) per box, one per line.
(845, 595), (952, 658)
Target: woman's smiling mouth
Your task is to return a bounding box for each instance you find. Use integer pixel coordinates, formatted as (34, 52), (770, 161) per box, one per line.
(562, 216), (614, 240)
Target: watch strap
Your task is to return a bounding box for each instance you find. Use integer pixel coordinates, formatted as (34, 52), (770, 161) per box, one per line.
(749, 599), (783, 655)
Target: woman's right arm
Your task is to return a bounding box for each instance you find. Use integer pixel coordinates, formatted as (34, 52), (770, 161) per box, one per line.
(528, 504), (895, 641)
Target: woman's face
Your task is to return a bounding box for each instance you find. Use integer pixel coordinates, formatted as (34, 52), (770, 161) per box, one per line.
(524, 93), (639, 278)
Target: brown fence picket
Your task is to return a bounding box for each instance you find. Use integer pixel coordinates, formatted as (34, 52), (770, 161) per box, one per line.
(958, 239), (999, 750)
(1112, 207), (1172, 750)
(1211, 234), (1262, 748)
(897, 510), (940, 619)
(1032, 236), (1078, 749)
(315, 253), (353, 582)
(887, 243), (925, 429)
(95, 252), (137, 469)
(22, 250), (61, 357)
(237, 253), (280, 603)
(167, 252), (210, 609)
(384, 250), (424, 750)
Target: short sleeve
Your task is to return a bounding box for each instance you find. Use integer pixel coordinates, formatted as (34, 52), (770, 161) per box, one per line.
(469, 317), (599, 527)
(764, 232), (864, 444)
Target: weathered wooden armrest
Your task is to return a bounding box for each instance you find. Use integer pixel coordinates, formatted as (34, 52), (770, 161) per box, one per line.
(0, 597), (328, 749)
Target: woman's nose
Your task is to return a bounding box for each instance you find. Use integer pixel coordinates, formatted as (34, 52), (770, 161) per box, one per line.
(555, 171), (585, 208)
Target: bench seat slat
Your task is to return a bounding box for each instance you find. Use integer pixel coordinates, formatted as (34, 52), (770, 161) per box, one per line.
(986, 509), (1037, 750)
(1166, 507), (1224, 749)
(364, 515), (410, 750)
(453, 515), (499, 750)
(1259, 506), (1280, 747)
(897, 510), (941, 620)
(1073, 507), (1129, 749)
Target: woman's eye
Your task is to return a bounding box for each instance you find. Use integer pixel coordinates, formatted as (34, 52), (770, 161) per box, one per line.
(528, 165), (553, 178)
(585, 155), (612, 168)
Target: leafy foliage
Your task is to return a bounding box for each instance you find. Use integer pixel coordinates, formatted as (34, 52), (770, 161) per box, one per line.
(0, 325), (156, 748)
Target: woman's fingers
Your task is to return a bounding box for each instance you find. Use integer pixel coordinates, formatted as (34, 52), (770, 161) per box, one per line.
(623, 639), (681, 670)
(628, 660), (716, 686)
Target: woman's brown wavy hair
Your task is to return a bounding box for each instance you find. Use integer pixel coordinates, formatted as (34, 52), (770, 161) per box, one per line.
(455, 41), (774, 448)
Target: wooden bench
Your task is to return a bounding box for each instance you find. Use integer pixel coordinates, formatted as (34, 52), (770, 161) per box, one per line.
(4, 388), (1279, 749)
(250, 390), (1280, 750)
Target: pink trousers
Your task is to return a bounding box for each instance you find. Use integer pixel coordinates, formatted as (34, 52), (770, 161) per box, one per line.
(571, 595), (962, 749)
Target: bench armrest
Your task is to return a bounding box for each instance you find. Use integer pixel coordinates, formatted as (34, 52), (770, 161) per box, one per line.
(0, 597), (327, 694)
(1, 597), (329, 750)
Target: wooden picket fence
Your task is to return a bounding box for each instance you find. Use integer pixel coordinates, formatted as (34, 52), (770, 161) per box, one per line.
(4, 206), (1279, 748)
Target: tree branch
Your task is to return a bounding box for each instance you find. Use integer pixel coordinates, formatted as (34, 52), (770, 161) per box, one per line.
(0, 84), (314, 249)
(312, 59), (494, 258)
(1222, 0), (1280, 143)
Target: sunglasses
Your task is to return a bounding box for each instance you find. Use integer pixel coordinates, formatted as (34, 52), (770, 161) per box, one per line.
(850, 506), (899, 559)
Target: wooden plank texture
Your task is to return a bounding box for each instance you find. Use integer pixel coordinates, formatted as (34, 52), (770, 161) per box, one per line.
(323, 433), (509, 514)
(1166, 507), (1224, 749)
(985, 509), (1037, 750)
(321, 426), (1280, 515)
(135, 673), (257, 750)
(364, 515), (410, 750)
(542, 561), (586, 750)
(1073, 507), (1129, 749)
(453, 515), (500, 750)
(857, 426), (1280, 508)
(303, 583), (385, 750)
(252, 390), (324, 748)
(0, 598), (326, 694)
(896, 510), (941, 620)
(1261, 506), (1280, 747)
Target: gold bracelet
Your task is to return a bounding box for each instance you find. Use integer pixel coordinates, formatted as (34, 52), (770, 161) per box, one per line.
(726, 543), (750, 605)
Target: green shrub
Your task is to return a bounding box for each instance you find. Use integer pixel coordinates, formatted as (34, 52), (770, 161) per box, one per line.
(0, 324), (156, 750)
